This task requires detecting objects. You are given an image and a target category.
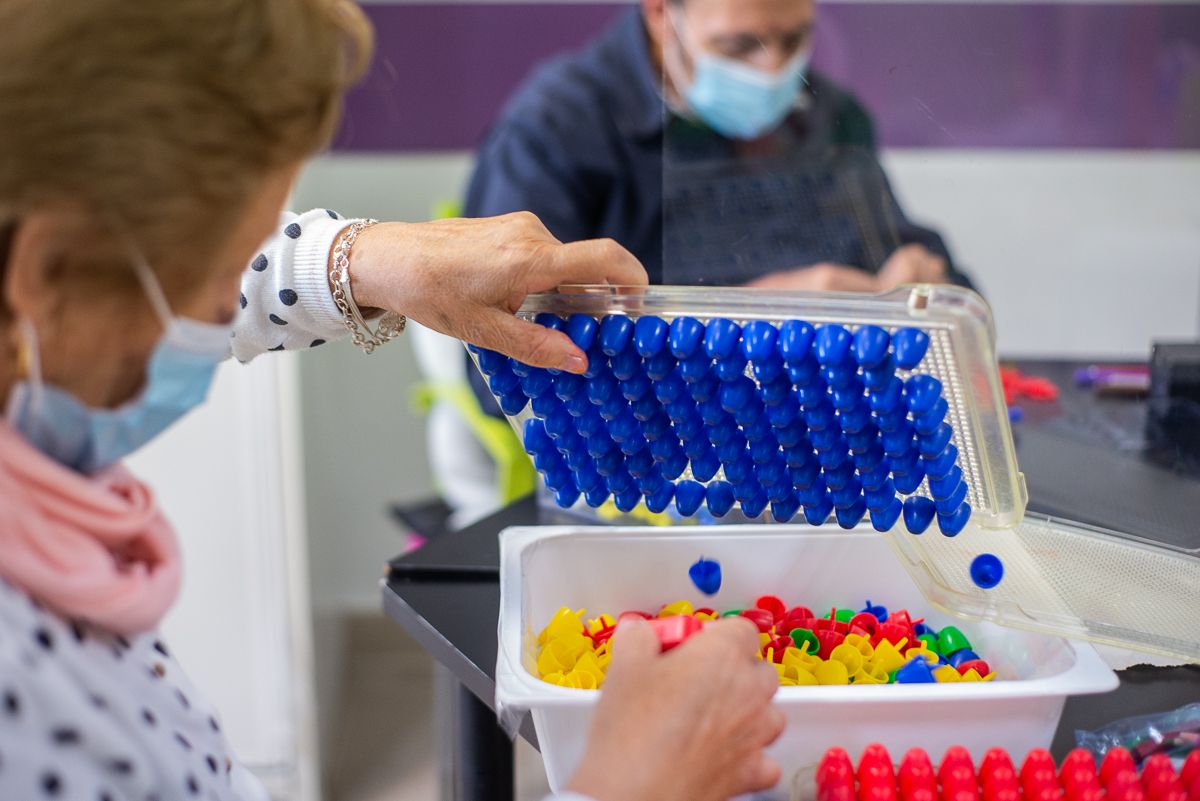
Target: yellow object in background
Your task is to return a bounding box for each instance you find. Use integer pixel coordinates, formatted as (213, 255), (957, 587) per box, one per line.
(871, 639), (909, 674)
(933, 665), (962, 683)
(853, 665), (889, 685)
(904, 647), (941, 666)
(659, 600), (694, 617)
(843, 633), (875, 660)
(539, 606), (586, 645)
(829, 643), (865, 675)
(814, 660), (850, 685)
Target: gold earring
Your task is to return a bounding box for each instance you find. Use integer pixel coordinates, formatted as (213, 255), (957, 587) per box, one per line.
(11, 321), (32, 380)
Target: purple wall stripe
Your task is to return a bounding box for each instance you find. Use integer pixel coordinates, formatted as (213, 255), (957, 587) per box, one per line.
(334, 2), (1200, 152)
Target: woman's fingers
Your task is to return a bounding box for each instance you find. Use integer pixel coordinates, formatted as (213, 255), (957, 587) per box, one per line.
(733, 751), (783, 796)
(606, 617), (663, 676)
(479, 312), (589, 373)
(547, 238), (649, 289)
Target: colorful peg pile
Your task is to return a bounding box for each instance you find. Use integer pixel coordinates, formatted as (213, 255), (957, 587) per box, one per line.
(816, 744), (1200, 801)
(534, 596), (997, 689)
(473, 313), (973, 535)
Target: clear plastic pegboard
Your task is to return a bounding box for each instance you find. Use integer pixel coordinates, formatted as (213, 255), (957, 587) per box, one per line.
(472, 283), (1027, 534)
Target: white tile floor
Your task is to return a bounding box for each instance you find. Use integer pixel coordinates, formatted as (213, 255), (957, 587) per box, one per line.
(327, 614), (552, 801)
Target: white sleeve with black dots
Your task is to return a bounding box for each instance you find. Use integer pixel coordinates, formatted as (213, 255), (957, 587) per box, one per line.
(231, 208), (360, 363)
(0, 578), (269, 801)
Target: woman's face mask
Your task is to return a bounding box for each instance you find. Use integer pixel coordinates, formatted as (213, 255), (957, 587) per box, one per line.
(5, 256), (232, 474)
(669, 13), (811, 141)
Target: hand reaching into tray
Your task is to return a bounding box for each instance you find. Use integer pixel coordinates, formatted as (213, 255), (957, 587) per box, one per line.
(348, 212), (647, 373)
(565, 616), (785, 801)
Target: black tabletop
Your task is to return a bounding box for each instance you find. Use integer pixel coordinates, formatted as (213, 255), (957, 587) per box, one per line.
(383, 359), (1200, 755)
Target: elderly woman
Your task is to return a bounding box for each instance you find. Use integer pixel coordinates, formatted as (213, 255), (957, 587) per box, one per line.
(0, 1), (784, 800)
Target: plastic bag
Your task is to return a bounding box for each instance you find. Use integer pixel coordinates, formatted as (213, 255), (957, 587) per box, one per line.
(1077, 703), (1200, 766)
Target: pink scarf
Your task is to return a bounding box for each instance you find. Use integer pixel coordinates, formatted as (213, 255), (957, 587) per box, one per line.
(0, 421), (181, 634)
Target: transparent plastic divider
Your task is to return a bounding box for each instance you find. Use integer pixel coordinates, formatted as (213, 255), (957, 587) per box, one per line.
(887, 515), (1200, 662)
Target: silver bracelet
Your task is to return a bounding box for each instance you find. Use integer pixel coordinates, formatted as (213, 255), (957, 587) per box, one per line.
(330, 219), (406, 354)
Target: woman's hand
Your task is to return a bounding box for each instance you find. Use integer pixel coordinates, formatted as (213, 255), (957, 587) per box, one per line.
(565, 617), (785, 801)
(347, 213), (647, 373)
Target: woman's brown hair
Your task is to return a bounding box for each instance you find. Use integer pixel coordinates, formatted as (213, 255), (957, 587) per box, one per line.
(0, 0), (373, 291)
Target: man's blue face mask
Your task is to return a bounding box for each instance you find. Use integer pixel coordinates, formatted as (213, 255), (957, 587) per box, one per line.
(671, 14), (810, 140)
(5, 255), (233, 474)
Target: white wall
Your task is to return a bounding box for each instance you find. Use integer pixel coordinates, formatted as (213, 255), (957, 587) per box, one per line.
(883, 150), (1200, 357)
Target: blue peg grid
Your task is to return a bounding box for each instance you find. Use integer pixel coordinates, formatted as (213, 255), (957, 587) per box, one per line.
(474, 314), (973, 535)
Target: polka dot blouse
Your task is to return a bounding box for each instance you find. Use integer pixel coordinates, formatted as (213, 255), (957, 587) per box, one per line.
(0, 577), (269, 801)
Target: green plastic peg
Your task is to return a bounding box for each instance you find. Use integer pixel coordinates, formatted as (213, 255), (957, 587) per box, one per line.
(937, 625), (972, 655)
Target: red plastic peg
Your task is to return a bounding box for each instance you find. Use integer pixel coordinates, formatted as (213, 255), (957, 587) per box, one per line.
(945, 768), (980, 801)
(899, 748), (938, 800)
(849, 613), (880, 636)
(858, 744), (897, 791)
(980, 748), (1016, 781)
(818, 748), (855, 785)
(590, 625), (616, 647)
(1061, 748), (1101, 801)
(878, 622), (910, 645)
(766, 636), (791, 662)
(647, 615), (703, 651)
(817, 629), (847, 659)
(1102, 749), (1137, 789)
(740, 608), (775, 633)
(1181, 753), (1200, 795)
(1108, 770), (1147, 801)
(1022, 749), (1059, 801)
(822, 785), (858, 801)
(818, 747), (856, 801)
(956, 659), (992, 677)
(787, 605), (816, 622)
(756, 595), (788, 621)
(939, 747), (974, 781)
(1143, 755), (1184, 801)
(981, 749), (1019, 801)
(862, 782), (899, 801)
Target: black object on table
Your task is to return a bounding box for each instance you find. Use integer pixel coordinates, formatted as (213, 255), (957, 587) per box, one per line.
(383, 360), (1200, 801)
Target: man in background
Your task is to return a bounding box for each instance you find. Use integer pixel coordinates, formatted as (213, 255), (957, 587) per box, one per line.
(441, 0), (973, 525)
(464, 0), (973, 290)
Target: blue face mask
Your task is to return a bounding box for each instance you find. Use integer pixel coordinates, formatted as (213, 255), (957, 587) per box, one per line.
(672, 17), (810, 140)
(5, 259), (232, 474)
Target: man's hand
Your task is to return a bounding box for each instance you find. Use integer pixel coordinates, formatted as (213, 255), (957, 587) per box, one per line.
(745, 262), (881, 292)
(347, 212), (648, 373)
(876, 244), (948, 288)
(565, 617), (785, 801)
(746, 246), (951, 293)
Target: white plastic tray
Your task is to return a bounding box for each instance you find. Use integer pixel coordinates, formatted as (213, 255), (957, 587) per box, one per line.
(497, 524), (1118, 798)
